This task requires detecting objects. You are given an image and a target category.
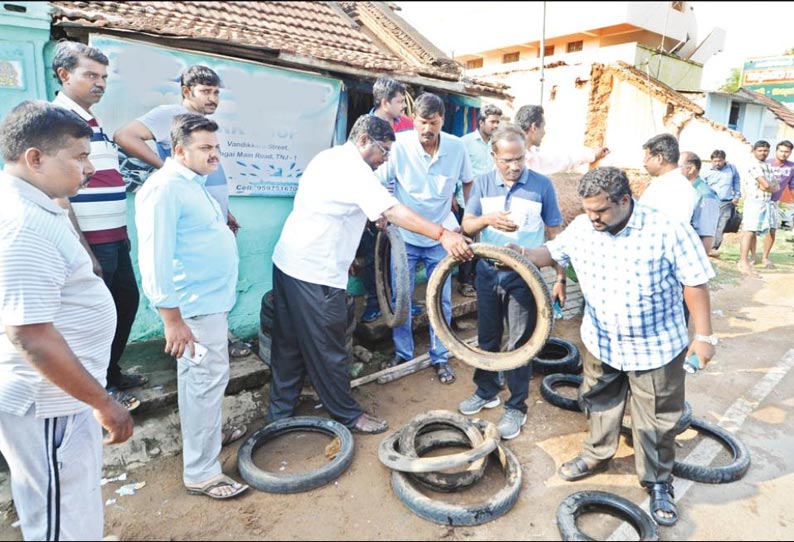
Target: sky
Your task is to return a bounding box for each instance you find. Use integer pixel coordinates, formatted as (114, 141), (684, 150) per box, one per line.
(395, 1), (794, 91)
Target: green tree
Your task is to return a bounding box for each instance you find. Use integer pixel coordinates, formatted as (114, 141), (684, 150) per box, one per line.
(720, 67), (742, 92)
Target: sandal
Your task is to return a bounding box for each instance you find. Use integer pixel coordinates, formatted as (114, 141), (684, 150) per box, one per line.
(221, 423), (247, 446)
(116, 373), (149, 391)
(108, 389), (140, 412)
(646, 481), (678, 526)
(380, 355), (406, 371)
(434, 362), (456, 385)
(350, 412), (389, 435)
(186, 473), (249, 500)
(558, 455), (610, 482)
(228, 338), (252, 358)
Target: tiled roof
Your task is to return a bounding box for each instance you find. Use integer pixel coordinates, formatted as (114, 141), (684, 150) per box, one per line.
(50, 1), (510, 98)
(736, 88), (794, 130)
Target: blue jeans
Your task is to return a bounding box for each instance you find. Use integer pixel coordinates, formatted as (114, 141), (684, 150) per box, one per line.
(392, 242), (451, 365)
(91, 240), (140, 389)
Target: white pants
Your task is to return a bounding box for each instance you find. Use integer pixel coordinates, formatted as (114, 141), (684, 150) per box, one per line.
(177, 312), (230, 485)
(0, 408), (103, 541)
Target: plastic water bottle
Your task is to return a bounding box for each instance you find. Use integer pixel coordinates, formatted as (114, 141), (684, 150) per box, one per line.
(553, 300), (564, 320)
(683, 353), (700, 374)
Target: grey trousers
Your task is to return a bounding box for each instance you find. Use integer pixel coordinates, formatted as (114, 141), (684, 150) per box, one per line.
(177, 312), (230, 485)
(0, 408), (103, 541)
(579, 348), (686, 485)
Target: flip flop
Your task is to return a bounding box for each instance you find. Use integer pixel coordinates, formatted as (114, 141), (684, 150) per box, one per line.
(221, 423), (247, 446)
(186, 474), (249, 500)
(228, 339), (252, 358)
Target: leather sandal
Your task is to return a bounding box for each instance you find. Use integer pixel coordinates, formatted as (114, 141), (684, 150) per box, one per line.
(558, 455), (610, 481)
(646, 481), (678, 526)
(221, 423), (247, 446)
(186, 473), (248, 500)
(434, 362), (456, 385)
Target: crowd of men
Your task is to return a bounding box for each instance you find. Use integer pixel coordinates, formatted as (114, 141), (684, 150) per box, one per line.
(1, 39), (792, 538)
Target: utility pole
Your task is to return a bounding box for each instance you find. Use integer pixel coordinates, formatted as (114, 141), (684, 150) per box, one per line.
(540, 1), (547, 106)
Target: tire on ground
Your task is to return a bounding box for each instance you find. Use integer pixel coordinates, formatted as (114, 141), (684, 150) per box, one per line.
(672, 416), (751, 484)
(238, 416), (354, 493)
(556, 490), (659, 541)
(533, 337), (582, 374)
(260, 290), (275, 333)
(375, 226), (410, 328)
(427, 243), (552, 372)
(540, 374), (583, 412)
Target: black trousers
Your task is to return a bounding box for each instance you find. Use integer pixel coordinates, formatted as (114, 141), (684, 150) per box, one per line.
(267, 265), (363, 426)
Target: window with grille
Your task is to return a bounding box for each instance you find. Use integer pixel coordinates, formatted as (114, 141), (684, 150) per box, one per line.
(503, 52), (520, 63)
(567, 40), (583, 53)
(466, 58), (484, 69)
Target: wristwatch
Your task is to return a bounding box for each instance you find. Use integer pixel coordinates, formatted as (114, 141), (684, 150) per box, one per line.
(694, 334), (719, 346)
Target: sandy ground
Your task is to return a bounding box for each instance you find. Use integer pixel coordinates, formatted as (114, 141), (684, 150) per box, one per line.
(1, 230), (793, 541)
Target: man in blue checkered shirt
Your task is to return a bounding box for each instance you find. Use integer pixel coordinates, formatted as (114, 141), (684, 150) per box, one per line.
(522, 166), (716, 527)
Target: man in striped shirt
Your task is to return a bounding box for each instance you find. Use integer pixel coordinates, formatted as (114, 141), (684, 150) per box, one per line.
(0, 100), (133, 541)
(51, 41), (145, 411)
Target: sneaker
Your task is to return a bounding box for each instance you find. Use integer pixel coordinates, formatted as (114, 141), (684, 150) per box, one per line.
(108, 388), (140, 412)
(360, 308), (381, 323)
(498, 408), (527, 440)
(459, 393), (501, 415)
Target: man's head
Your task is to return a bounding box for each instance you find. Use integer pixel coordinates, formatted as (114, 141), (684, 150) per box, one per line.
(752, 140), (771, 162)
(514, 105), (545, 147)
(348, 114), (396, 170)
(180, 65), (222, 115)
(170, 113), (220, 176)
(373, 76), (407, 122)
(52, 41), (109, 111)
(679, 151), (701, 182)
(489, 124), (526, 184)
(642, 133), (679, 176)
(774, 140), (793, 163)
(577, 166), (633, 234)
(412, 93), (445, 147)
(478, 104), (502, 139)
(710, 149), (727, 170)
(0, 100), (95, 198)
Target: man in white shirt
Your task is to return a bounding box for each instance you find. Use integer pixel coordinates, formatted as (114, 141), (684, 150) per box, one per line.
(738, 140), (778, 276)
(639, 133), (699, 225)
(0, 101), (133, 540)
(269, 114), (472, 434)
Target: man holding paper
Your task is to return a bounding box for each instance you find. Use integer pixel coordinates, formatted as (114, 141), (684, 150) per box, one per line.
(459, 124), (566, 439)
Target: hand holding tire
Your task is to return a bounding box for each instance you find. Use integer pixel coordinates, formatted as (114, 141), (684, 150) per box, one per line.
(439, 229), (473, 261)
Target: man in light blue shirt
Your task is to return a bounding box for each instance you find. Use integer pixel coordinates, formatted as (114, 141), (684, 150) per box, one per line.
(702, 149), (741, 253)
(136, 113), (247, 500)
(376, 93), (472, 385)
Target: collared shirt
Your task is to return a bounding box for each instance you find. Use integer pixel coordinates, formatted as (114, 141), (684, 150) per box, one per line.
(138, 104), (230, 217)
(741, 158), (777, 202)
(53, 92), (127, 245)
(466, 167), (562, 249)
(376, 130), (472, 247)
(639, 168), (699, 224)
(273, 142), (398, 289)
(767, 158), (794, 202)
(367, 108), (414, 133)
(135, 158), (238, 318)
(702, 162), (741, 201)
(461, 130), (494, 178)
(691, 177), (720, 237)
(0, 172), (116, 418)
(525, 146), (596, 175)
(546, 202), (714, 371)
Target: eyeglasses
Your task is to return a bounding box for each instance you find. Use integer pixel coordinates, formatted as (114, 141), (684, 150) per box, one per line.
(494, 155), (525, 166)
(372, 140), (390, 159)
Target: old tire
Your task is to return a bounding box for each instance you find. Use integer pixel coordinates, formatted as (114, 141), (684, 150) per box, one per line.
(260, 290), (275, 333)
(540, 374), (583, 412)
(533, 337), (582, 374)
(391, 443), (522, 526)
(238, 416), (354, 494)
(375, 226), (410, 328)
(409, 427), (489, 492)
(672, 417), (751, 484)
(427, 243), (552, 372)
(556, 490), (659, 541)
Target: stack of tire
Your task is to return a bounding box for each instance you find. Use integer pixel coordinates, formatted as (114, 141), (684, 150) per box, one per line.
(378, 410), (521, 526)
(259, 290), (356, 366)
(536, 337), (583, 412)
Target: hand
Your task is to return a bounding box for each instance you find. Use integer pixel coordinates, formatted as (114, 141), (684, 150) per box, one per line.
(375, 215), (388, 231)
(440, 229), (474, 261)
(94, 396), (134, 444)
(552, 280), (567, 306)
(227, 212), (241, 235)
(91, 258), (104, 278)
(163, 319), (198, 360)
(593, 146), (610, 161)
(488, 211), (518, 232)
(686, 341), (716, 371)
(451, 198), (460, 214)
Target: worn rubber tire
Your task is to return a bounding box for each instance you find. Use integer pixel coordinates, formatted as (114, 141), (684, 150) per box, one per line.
(238, 416), (354, 494)
(399, 413), (493, 492)
(409, 427), (489, 492)
(540, 374), (583, 412)
(672, 416), (751, 484)
(257, 330), (271, 366)
(260, 290), (274, 333)
(391, 443), (522, 526)
(533, 337), (582, 374)
(427, 243), (553, 372)
(556, 490), (659, 541)
(375, 226), (410, 328)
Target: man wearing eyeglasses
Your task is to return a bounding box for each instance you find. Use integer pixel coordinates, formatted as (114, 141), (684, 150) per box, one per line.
(639, 133), (698, 225)
(458, 124), (566, 440)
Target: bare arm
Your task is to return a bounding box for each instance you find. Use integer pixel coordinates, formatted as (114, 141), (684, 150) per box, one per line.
(461, 210), (517, 237)
(383, 203), (473, 261)
(699, 236), (714, 254)
(113, 120), (164, 169)
(5, 323), (133, 444)
(545, 225), (567, 305)
(755, 174), (773, 192)
(683, 283), (715, 368)
(53, 198), (102, 277)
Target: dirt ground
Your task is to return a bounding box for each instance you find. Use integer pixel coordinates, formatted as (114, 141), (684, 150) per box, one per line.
(2, 230), (794, 541)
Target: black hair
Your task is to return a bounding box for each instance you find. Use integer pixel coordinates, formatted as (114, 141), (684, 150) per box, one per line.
(514, 104), (544, 133)
(170, 113), (219, 149)
(413, 93), (445, 119)
(373, 76), (406, 108)
(642, 133), (679, 165)
(578, 166), (633, 202)
(680, 151), (701, 171)
(180, 65), (221, 89)
(479, 104), (503, 124)
(52, 41), (109, 83)
(0, 100), (93, 162)
(348, 114), (395, 144)
(710, 149), (726, 160)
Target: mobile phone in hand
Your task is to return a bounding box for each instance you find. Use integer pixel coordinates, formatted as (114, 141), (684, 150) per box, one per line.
(183, 342), (208, 365)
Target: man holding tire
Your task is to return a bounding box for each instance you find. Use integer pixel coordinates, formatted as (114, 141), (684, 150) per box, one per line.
(459, 124), (566, 440)
(268, 114), (472, 435)
(522, 167), (716, 526)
